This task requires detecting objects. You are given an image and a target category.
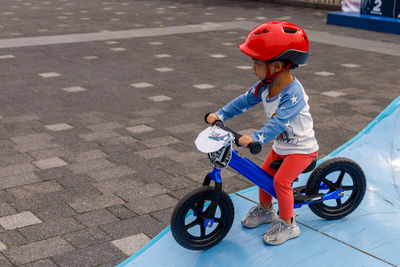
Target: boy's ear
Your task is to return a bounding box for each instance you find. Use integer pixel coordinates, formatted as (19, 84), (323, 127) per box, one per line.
(273, 61), (285, 72)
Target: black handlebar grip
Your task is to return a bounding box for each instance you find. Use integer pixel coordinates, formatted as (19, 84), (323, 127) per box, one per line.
(213, 120), (223, 127)
(248, 142), (262, 154)
(213, 120), (262, 153)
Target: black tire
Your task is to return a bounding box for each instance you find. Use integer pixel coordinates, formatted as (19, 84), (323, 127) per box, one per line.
(170, 186), (234, 250)
(306, 157), (366, 220)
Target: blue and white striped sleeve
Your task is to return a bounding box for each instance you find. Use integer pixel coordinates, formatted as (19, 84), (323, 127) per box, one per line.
(215, 82), (263, 122)
(251, 87), (306, 145)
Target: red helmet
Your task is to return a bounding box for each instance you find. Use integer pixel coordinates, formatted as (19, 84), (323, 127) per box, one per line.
(238, 21), (309, 68)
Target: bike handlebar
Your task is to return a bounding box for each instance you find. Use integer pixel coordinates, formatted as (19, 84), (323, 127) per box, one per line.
(213, 120), (262, 154)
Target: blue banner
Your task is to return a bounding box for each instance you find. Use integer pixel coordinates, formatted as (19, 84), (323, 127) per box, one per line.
(361, 0), (396, 17)
(395, 0), (400, 18)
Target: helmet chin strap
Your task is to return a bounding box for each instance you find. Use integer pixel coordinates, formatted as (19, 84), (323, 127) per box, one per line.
(253, 62), (292, 97)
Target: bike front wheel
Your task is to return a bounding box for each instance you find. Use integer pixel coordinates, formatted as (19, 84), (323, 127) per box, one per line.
(170, 186), (234, 250)
(306, 157), (366, 220)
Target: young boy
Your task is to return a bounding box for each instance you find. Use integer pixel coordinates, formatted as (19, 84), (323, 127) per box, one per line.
(206, 21), (318, 245)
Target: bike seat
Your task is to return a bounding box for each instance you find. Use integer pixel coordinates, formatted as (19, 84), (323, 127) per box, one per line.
(302, 158), (317, 173)
(269, 158), (317, 173)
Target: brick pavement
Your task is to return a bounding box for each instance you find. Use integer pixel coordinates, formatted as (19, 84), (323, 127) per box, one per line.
(0, 0), (399, 265)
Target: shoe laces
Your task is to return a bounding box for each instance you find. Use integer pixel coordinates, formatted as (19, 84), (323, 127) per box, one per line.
(247, 204), (264, 218)
(267, 219), (285, 235)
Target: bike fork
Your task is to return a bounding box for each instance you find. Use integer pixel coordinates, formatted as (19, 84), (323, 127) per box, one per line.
(199, 169), (222, 227)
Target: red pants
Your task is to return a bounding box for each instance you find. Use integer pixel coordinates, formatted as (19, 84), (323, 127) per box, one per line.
(259, 149), (318, 220)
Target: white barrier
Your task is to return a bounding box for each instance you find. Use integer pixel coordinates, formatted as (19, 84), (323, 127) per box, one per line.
(342, 0), (361, 12)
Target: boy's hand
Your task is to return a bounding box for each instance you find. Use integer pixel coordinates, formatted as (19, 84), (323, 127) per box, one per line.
(238, 135), (254, 147)
(206, 113), (219, 125)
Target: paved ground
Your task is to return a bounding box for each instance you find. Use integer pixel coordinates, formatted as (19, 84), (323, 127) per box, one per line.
(0, 0), (399, 266)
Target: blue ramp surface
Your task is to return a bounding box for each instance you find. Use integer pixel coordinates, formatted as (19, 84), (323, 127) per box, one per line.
(119, 97), (400, 267)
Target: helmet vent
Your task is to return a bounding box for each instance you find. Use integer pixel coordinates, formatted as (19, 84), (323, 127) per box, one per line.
(254, 29), (269, 35)
(283, 28), (297, 34)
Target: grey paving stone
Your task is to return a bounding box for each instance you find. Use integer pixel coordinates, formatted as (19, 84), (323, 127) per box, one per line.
(169, 151), (203, 163)
(141, 135), (181, 148)
(100, 214), (165, 239)
(52, 134), (87, 148)
(19, 217), (84, 242)
(60, 185), (102, 202)
(20, 258), (57, 267)
(28, 147), (74, 161)
(7, 180), (63, 199)
(78, 130), (121, 142)
(169, 187), (197, 200)
(0, 190), (15, 204)
(134, 108), (165, 117)
(63, 227), (111, 249)
(14, 141), (60, 153)
(13, 192), (66, 211)
(32, 157), (68, 170)
(74, 209), (120, 227)
(0, 147), (18, 157)
(160, 157), (211, 178)
(127, 117), (156, 126)
(0, 240), (7, 251)
(0, 230), (28, 247)
(116, 183), (170, 203)
(68, 158), (116, 174)
(150, 207), (174, 225)
(111, 233), (151, 255)
(182, 100), (216, 108)
(125, 194), (178, 215)
(0, 203), (16, 218)
(0, 253), (12, 266)
(166, 122), (204, 134)
(102, 135), (139, 145)
(35, 166), (75, 182)
(86, 165), (136, 182)
(93, 177), (169, 199)
(10, 133), (53, 145)
(0, 153), (32, 166)
(0, 211), (42, 230)
(67, 194), (125, 213)
(133, 146), (178, 160)
(86, 122), (124, 132)
(74, 111), (106, 124)
(55, 173), (94, 188)
(45, 123), (74, 132)
(74, 149), (108, 162)
(33, 202), (78, 221)
(0, 140), (14, 149)
(3, 114), (40, 124)
(222, 84), (247, 91)
(0, 163), (36, 178)
(3, 236), (74, 265)
(107, 205), (137, 220)
(126, 124), (154, 134)
(97, 258), (125, 267)
(51, 243), (125, 267)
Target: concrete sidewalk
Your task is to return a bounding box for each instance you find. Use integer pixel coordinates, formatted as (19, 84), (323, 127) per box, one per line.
(0, 0), (399, 266)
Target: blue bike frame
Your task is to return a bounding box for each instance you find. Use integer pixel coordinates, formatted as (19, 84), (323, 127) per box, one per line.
(207, 149), (344, 209)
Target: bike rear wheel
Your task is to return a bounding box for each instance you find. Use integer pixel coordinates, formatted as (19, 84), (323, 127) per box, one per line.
(170, 186), (234, 250)
(306, 157), (366, 220)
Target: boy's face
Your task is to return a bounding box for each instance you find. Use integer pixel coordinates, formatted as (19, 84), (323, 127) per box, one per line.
(252, 58), (267, 80)
(252, 58), (284, 80)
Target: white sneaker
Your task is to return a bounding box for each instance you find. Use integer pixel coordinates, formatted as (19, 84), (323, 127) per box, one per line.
(262, 216), (300, 245)
(241, 203), (277, 228)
